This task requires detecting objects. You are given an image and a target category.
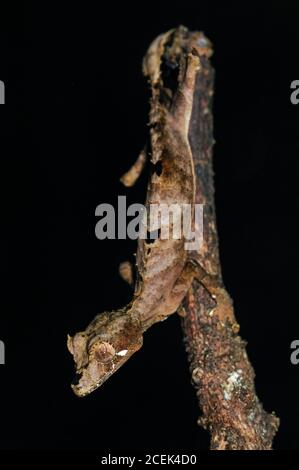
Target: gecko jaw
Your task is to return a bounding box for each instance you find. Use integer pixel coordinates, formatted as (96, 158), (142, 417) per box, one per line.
(71, 348), (140, 397)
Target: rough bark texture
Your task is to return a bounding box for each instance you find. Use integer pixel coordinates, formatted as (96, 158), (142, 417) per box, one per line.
(180, 37), (279, 450)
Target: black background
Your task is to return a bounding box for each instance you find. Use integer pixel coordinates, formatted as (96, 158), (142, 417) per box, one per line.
(0, 1), (298, 451)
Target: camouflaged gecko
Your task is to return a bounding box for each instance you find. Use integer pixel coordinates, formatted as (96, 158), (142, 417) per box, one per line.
(67, 27), (213, 397)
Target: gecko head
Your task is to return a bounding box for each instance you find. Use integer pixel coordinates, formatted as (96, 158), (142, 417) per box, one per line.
(67, 309), (143, 397)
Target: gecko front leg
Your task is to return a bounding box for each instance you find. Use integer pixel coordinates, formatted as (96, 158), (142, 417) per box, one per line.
(119, 261), (135, 287)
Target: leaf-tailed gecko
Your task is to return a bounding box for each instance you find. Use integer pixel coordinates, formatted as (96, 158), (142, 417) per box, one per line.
(67, 27), (214, 396)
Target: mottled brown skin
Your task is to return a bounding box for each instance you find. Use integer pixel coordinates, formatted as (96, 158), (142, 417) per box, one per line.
(68, 27), (213, 397)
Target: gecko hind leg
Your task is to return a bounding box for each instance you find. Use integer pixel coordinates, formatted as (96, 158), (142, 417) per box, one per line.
(120, 147), (147, 187)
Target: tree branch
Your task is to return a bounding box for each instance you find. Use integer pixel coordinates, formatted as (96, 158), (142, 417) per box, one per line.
(180, 30), (279, 450)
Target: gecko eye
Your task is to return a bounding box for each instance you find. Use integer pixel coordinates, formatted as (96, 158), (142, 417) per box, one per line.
(89, 341), (116, 364)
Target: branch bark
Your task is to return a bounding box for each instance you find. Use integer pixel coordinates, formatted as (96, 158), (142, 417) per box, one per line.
(180, 31), (279, 450)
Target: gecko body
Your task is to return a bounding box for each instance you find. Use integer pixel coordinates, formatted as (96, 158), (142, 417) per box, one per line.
(68, 27), (213, 396)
